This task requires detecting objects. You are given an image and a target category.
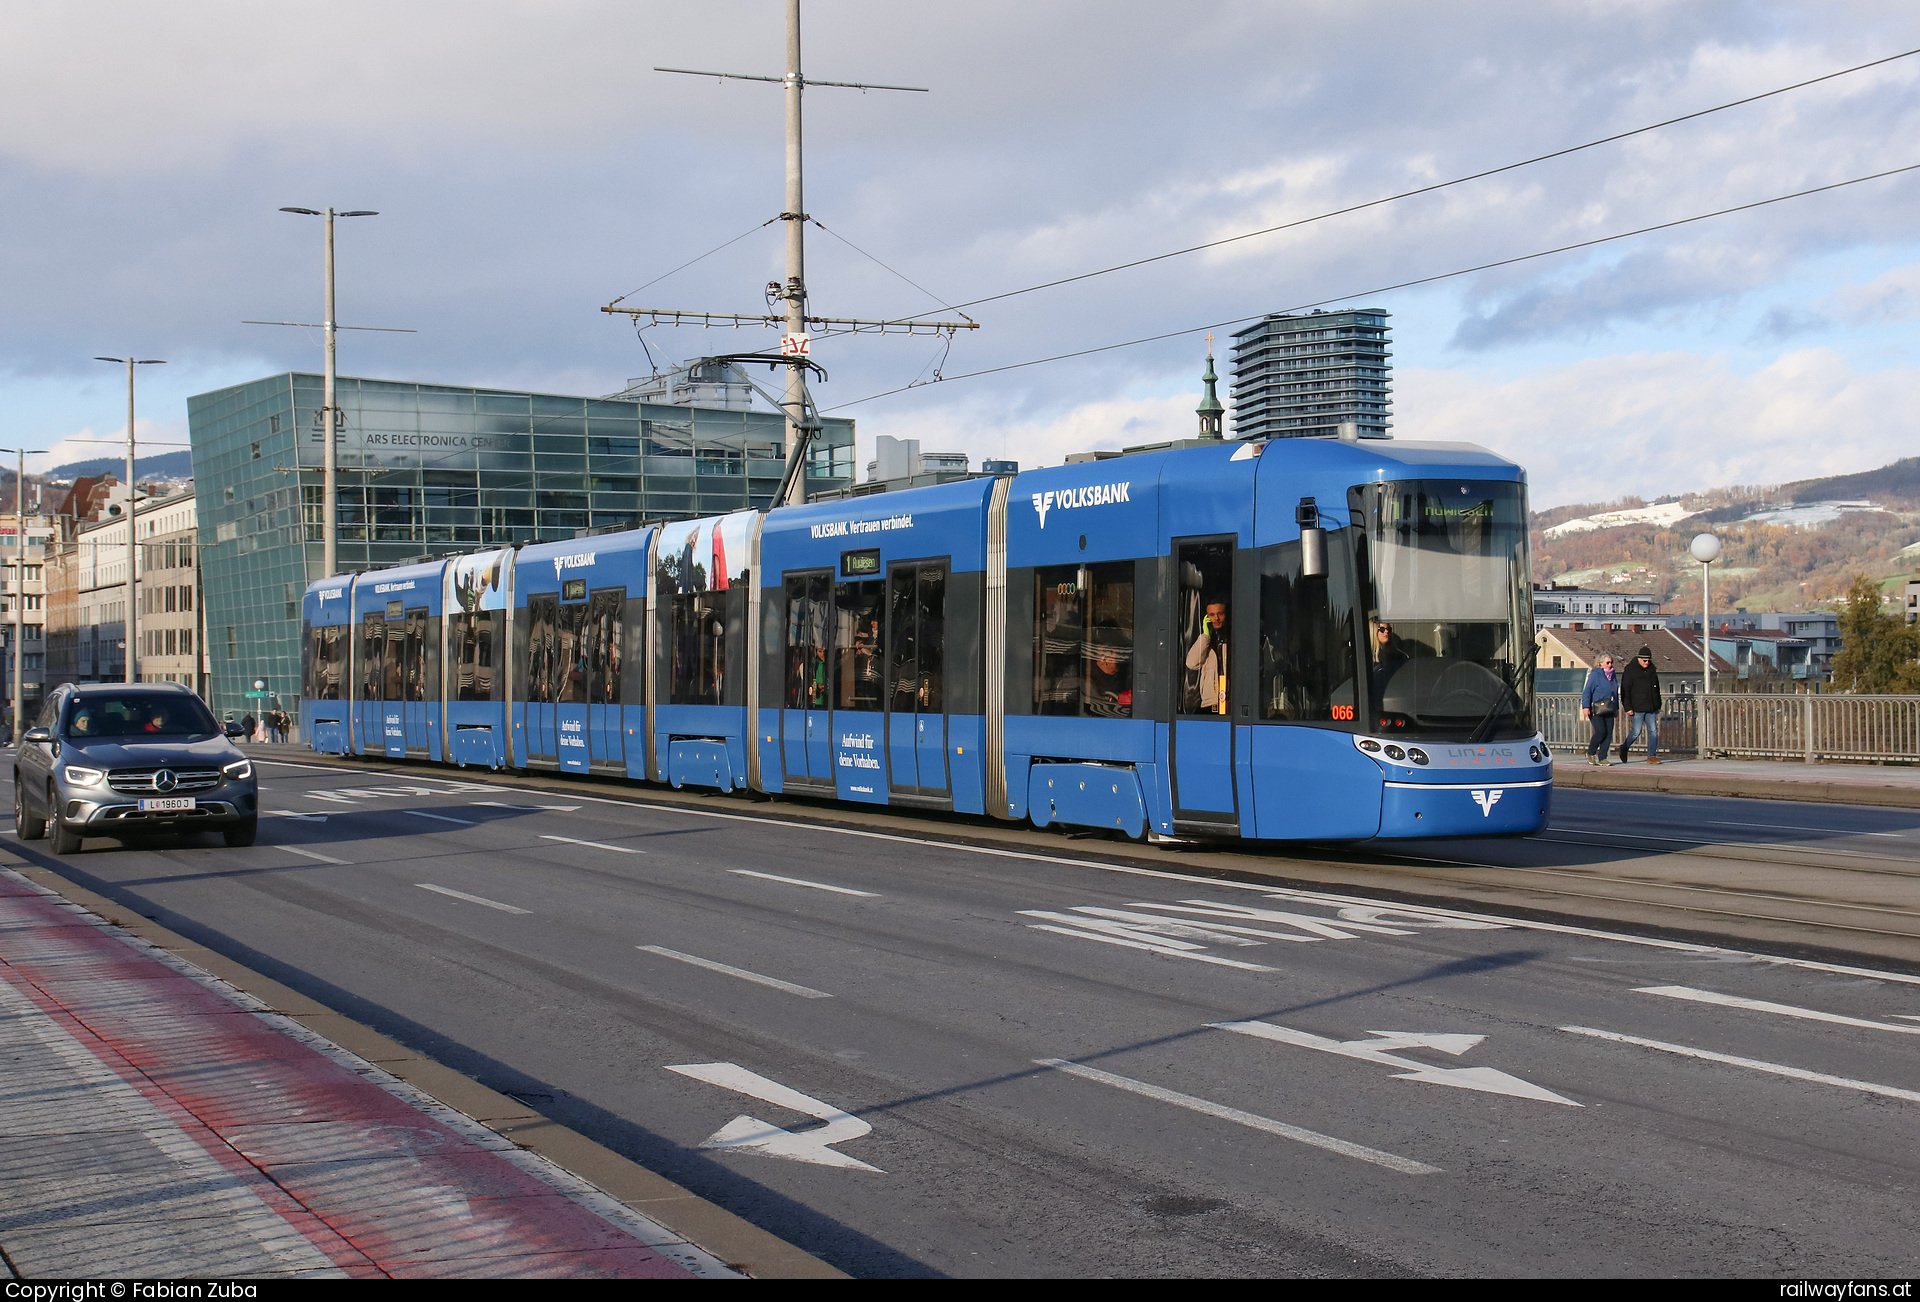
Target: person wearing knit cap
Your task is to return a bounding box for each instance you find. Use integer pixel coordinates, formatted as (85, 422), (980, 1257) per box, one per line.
(1618, 645), (1663, 764)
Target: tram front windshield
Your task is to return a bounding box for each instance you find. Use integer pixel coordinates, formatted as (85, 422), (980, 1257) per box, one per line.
(1352, 479), (1533, 741)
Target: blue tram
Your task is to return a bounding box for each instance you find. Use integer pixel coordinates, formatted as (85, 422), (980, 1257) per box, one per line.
(300, 436), (1550, 840)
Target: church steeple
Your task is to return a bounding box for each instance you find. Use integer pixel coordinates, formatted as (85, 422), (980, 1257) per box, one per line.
(1196, 333), (1225, 440)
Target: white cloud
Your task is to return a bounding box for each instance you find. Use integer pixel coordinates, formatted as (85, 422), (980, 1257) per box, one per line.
(1397, 347), (1920, 507)
(1818, 263), (1920, 324)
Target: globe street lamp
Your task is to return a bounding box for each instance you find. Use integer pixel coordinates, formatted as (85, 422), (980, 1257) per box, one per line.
(1690, 532), (1722, 753)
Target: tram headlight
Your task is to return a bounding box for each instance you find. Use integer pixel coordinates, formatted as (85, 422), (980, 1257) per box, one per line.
(1384, 744), (1406, 761)
(1358, 739), (1381, 753)
(1406, 747), (1429, 765)
(1529, 745), (1543, 763)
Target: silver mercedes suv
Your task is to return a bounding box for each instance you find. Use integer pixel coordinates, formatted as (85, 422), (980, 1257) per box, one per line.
(14, 683), (259, 854)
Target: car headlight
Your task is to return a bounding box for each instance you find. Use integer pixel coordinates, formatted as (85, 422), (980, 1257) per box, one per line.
(62, 765), (106, 786)
(223, 760), (254, 781)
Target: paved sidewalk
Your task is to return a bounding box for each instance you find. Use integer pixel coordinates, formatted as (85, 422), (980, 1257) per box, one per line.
(0, 868), (733, 1279)
(1552, 753), (1920, 808)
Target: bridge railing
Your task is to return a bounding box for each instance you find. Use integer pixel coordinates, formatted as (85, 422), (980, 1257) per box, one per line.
(1535, 693), (1920, 762)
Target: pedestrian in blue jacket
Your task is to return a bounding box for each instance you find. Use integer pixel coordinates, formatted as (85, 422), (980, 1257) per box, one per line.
(1581, 655), (1621, 765)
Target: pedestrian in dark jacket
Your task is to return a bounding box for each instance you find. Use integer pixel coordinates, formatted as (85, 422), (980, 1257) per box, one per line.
(1580, 655), (1621, 765)
(1617, 645), (1662, 764)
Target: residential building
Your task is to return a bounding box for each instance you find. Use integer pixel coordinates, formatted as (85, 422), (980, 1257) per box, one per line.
(1535, 626), (1734, 694)
(1668, 612), (1840, 679)
(1904, 575), (1917, 624)
(1228, 308), (1392, 441)
(43, 483), (200, 691)
(0, 514), (54, 726)
(1532, 583), (1663, 632)
(186, 372), (857, 721)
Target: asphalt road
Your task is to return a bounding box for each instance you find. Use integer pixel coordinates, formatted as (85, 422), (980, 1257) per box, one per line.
(10, 754), (1920, 1278)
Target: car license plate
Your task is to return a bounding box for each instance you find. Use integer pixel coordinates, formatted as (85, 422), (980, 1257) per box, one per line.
(139, 797), (195, 812)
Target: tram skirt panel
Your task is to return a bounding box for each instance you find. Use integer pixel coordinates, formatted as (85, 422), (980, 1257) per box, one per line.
(1028, 764), (1148, 839)
(1381, 780), (1549, 837)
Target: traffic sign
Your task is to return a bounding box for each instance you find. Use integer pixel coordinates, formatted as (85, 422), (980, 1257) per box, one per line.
(780, 333), (810, 357)
(244, 690), (272, 699)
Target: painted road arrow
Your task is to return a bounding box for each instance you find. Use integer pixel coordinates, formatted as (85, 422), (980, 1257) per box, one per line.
(1212, 1020), (1581, 1106)
(665, 1062), (883, 1171)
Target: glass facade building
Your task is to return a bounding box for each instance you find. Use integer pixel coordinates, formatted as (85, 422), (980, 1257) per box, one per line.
(187, 372), (854, 720)
(1228, 308), (1393, 441)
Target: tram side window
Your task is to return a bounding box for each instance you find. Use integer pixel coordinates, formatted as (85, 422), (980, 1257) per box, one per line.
(1176, 541), (1234, 716)
(887, 566), (945, 714)
(670, 592), (727, 705)
(451, 611), (495, 702)
(1258, 534), (1361, 724)
(402, 608), (428, 702)
(383, 616), (406, 702)
(832, 580), (884, 710)
(555, 599), (589, 704)
(308, 624), (343, 700)
(1034, 562), (1133, 718)
(525, 595), (557, 704)
(785, 575), (830, 708)
(362, 615), (386, 701)
(586, 588), (624, 705)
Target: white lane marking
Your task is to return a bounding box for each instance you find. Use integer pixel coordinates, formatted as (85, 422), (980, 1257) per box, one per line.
(279, 845), (346, 865)
(471, 801), (582, 812)
(416, 882), (532, 914)
(728, 869), (879, 898)
(303, 769), (1920, 988)
(403, 809), (475, 826)
(265, 810), (328, 822)
(1034, 1058), (1440, 1175)
(1562, 1025), (1920, 1103)
(1213, 1020), (1580, 1106)
(1024, 922), (1278, 972)
(665, 1062), (880, 1171)
(1635, 985), (1920, 1036)
(1542, 826), (1892, 860)
(541, 834), (643, 854)
(1701, 820), (1902, 837)
(638, 945), (831, 999)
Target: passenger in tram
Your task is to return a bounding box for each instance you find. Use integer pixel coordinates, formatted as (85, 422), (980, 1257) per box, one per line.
(1087, 624), (1133, 717)
(1184, 599), (1230, 713)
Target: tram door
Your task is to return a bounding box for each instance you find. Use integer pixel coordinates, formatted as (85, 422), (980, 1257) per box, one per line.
(886, 563), (949, 797)
(524, 594), (559, 762)
(1168, 538), (1239, 830)
(401, 606), (429, 752)
(358, 611), (385, 754)
(585, 587), (626, 768)
(781, 573), (833, 783)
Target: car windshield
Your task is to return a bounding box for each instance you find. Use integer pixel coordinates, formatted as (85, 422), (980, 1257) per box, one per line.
(64, 694), (220, 740)
(1350, 478), (1534, 741)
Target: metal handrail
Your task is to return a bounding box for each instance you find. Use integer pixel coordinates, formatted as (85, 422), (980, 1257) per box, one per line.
(1536, 692), (1920, 762)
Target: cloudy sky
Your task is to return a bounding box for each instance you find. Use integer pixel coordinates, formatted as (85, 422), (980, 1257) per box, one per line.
(4, 0), (1918, 508)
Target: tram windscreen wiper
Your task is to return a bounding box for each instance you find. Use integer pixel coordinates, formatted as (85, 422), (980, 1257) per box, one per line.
(1466, 667), (1520, 744)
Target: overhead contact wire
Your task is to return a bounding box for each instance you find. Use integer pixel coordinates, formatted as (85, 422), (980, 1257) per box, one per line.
(907, 45), (1920, 318)
(824, 161), (1920, 411)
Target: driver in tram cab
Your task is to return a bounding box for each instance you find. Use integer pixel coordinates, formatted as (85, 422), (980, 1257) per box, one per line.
(1087, 623), (1133, 717)
(1369, 617), (1410, 699)
(1184, 598), (1229, 713)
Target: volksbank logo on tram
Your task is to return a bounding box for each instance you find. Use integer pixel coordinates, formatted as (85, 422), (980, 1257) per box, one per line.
(1471, 789), (1504, 817)
(551, 551), (596, 580)
(1032, 481), (1131, 529)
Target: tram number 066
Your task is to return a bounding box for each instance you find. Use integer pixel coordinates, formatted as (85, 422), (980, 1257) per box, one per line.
(1330, 705), (1355, 721)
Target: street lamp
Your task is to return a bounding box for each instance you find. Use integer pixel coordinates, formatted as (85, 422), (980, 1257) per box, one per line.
(1690, 532), (1722, 753)
(277, 207), (377, 582)
(94, 356), (165, 683)
(0, 446), (51, 738)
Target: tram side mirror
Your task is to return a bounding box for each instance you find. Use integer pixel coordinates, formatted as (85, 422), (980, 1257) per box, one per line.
(1296, 496), (1327, 578)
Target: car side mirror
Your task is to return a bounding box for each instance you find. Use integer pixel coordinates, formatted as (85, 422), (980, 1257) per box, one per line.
(22, 727), (51, 744)
(224, 722), (246, 738)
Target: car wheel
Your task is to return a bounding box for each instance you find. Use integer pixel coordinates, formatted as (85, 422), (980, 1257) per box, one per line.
(15, 782), (45, 840)
(47, 787), (82, 856)
(222, 818), (258, 848)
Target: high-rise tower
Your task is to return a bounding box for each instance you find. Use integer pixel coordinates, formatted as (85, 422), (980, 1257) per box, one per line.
(1228, 308), (1392, 440)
